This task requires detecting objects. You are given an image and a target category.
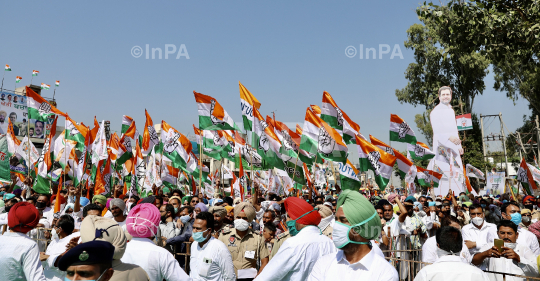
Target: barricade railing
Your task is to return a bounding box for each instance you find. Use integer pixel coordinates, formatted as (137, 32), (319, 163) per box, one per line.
(382, 249), (540, 281)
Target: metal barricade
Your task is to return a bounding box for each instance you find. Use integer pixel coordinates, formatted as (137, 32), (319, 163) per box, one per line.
(382, 249), (540, 281)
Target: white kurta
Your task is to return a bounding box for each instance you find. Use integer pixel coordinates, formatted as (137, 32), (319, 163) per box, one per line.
(121, 237), (191, 281)
(414, 255), (489, 281)
(477, 242), (539, 281)
(43, 232), (81, 281)
(461, 221), (498, 255)
(254, 225), (336, 281)
(308, 248), (398, 281)
(0, 231), (47, 281)
(421, 236), (471, 264)
(190, 237), (236, 281)
(517, 228), (540, 255)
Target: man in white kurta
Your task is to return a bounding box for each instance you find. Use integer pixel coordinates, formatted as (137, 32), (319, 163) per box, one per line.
(462, 205), (499, 256)
(473, 220), (539, 281)
(422, 216), (471, 264)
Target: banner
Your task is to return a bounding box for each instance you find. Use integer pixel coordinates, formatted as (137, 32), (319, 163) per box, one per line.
(456, 113), (472, 131)
(0, 91), (56, 140)
(486, 172), (505, 195)
(0, 135), (11, 183)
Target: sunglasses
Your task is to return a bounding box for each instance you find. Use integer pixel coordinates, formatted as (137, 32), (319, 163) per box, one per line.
(192, 200), (199, 203)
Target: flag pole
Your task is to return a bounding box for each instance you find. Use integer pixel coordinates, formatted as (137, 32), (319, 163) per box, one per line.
(198, 130), (203, 196)
(0, 69), (5, 93)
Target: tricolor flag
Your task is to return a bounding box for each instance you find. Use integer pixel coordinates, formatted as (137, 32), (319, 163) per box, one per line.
(16, 76), (22, 83)
(118, 121), (137, 166)
(463, 166), (477, 195)
(7, 118), (21, 157)
(161, 120), (193, 171)
(142, 146), (162, 196)
(91, 120), (109, 165)
(369, 135), (395, 156)
(416, 166), (443, 188)
(142, 110), (159, 154)
(337, 159), (361, 191)
(95, 156), (112, 195)
(389, 114), (417, 145)
(394, 150), (414, 179)
(268, 117), (306, 184)
(5, 65), (11, 71)
(407, 142), (435, 161)
(466, 164), (485, 180)
(41, 83), (50, 90)
(65, 115), (88, 152)
(230, 130), (263, 170)
(527, 163), (540, 185)
(26, 86), (66, 121)
(300, 107), (348, 164)
(194, 91), (239, 131)
(239, 82), (261, 132)
(356, 135), (397, 190)
(32, 70), (39, 76)
(55, 81), (60, 87)
(133, 139), (146, 193)
(310, 105), (321, 117)
(320, 91), (361, 144)
(517, 158), (537, 195)
(253, 108), (284, 170)
(456, 113), (472, 131)
(121, 115), (134, 136)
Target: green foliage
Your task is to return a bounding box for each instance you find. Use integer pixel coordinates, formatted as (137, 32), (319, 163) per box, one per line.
(414, 111), (433, 145)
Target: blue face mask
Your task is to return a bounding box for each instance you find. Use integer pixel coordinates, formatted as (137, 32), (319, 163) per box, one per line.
(510, 213), (522, 226)
(286, 210), (315, 237)
(193, 228), (210, 243)
(180, 215), (191, 224)
(481, 204), (486, 209)
(174, 207), (179, 214)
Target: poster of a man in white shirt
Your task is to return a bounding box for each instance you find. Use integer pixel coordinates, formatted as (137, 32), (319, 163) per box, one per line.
(429, 86), (464, 195)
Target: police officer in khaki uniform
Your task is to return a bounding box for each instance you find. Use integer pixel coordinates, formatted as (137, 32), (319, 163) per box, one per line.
(218, 202), (269, 281)
(209, 206), (231, 238)
(269, 230), (290, 260)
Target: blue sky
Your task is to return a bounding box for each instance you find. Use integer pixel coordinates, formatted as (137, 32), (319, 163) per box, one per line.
(0, 1), (529, 162)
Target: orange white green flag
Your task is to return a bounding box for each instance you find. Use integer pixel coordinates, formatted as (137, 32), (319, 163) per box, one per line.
(356, 135), (397, 190)
(416, 166), (443, 188)
(142, 110), (159, 155)
(407, 141), (435, 161)
(337, 159), (361, 191)
(194, 91), (239, 131)
(369, 135), (395, 156)
(517, 158), (537, 195)
(300, 107), (348, 164)
(161, 120), (193, 171)
(121, 115), (134, 135)
(65, 115), (88, 152)
(239, 82), (261, 132)
(389, 114), (417, 145)
(252, 108), (284, 170)
(34, 116), (57, 190)
(320, 91), (361, 144)
(26, 86), (66, 121)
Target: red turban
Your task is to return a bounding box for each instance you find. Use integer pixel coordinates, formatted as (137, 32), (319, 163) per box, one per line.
(523, 195), (535, 204)
(8, 202), (40, 233)
(284, 197), (321, 226)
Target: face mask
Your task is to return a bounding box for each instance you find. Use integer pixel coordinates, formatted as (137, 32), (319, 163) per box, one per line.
(522, 216), (531, 224)
(234, 219), (250, 231)
(481, 204), (486, 209)
(436, 247), (458, 258)
(509, 213), (522, 226)
(51, 228), (59, 241)
(332, 212), (377, 249)
(286, 210), (315, 237)
(471, 217), (484, 226)
(192, 228), (210, 243)
(504, 242), (516, 250)
(4, 205), (12, 213)
(524, 205), (534, 211)
(174, 207), (179, 214)
(161, 215), (167, 223)
(417, 211), (426, 218)
(180, 215), (191, 224)
(36, 202), (46, 209)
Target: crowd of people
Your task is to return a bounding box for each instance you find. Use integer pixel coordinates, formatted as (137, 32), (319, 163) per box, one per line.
(2, 179), (540, 281)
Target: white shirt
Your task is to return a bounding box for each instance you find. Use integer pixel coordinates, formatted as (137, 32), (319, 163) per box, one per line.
(43, 232), (81, 281)
(414, 255), (489, 281)
(517, 228), (540, 255)
(42, 207), (54, 226)
(422, 236), (471, 264)
(190, 236), (236, 281)
(104, 210), (114, 219)
(0, 212), (8, 226)
(461, 221), (498, 255)
(477, 242), (539, 281)
(308, 248), (398, 281)
(0, 231), (47, 281)
(254, 225), (336, 281)
(121, 237), (191, 281)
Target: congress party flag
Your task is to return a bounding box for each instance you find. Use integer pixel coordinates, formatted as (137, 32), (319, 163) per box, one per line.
(26, 86), (66, 121)
(338, 159), (361, 191)
(456, 113), (472, 131)
(466, 164), (485, 180)
(310, 105), (321, 117)
(121, 115), (134, 136)
(300, 107), (348, 164)
(394, 149), (414, 179)
(527, 163), (540, 185)
(321, 91), (361, 144)
(517, 158), (537, 195)
(389, 114), (417, 145)
(41, 83), (50, 90)
(5, 65), (11, 71)
(95, 156), (112, 196)
(142, 110), (159, 154)
(16, 76), (22, 83)
(253, 108), (284, 170)
(416, 166), (443, 188)
(194, 91), (239, 131)
(32, 70), (39, 76)
(65, 115), (88, 152)
(239, 82), (261, 132)
(161, 120), (193, 171)
(407, 142), (435, 161)
(369, 135), (395, 156)
(356, 135), (397, 190)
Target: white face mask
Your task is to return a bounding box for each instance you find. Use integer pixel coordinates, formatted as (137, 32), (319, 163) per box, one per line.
(504, 242), (516, 250)
(51, 228), (59, 241)
(234, 219), (250, 231)
(436, 247), (458, 258)
(471, 217), (484, 226)
(417, 211), (427, 218)
(522, 216), (531, 224)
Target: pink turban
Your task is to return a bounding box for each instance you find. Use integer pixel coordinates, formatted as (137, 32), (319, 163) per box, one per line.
(528, 221), (540, 240)
(387, 193), (398, 203)
(126, 203), (160, 238)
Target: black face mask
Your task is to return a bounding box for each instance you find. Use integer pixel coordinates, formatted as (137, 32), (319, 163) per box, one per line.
(524, 204), (534, 211)
(36, 202), (46, 209)
(161, 215), (167, 223)
(4, 205), (12, 212)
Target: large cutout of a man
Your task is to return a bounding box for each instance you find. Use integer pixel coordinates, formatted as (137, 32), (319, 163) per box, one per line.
(429, 86), (464, 195)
